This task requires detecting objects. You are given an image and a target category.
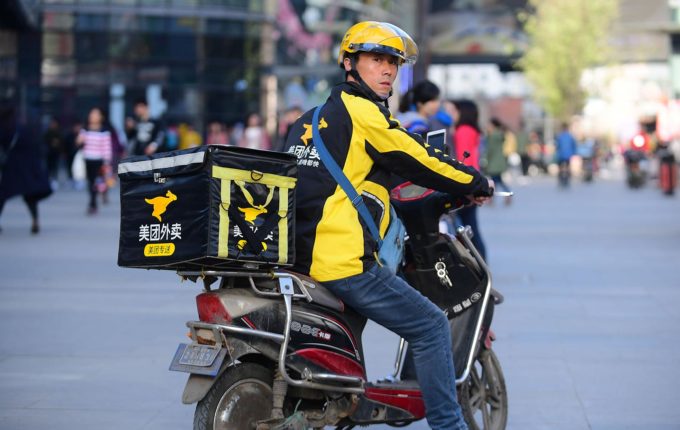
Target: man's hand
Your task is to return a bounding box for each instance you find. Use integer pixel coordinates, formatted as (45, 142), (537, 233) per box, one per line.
(466, 178), (495, 206)
(144, 142), (159, 155)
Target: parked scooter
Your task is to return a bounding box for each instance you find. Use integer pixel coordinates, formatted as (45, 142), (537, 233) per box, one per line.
(624, 133), (650, 189)
(170, 184), (508, 430)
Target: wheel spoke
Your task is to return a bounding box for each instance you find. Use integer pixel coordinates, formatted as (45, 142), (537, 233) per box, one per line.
(469, 389), (483, 410)
(470, 367), (482, 390)
(481, 403), (491, 429)
(487, 391), (503, 410)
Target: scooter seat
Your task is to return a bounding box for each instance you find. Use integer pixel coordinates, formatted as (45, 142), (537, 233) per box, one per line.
(281, 270), (345, 313)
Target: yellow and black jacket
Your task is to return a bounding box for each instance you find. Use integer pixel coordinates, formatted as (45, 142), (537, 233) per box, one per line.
(283, 82), (489, 282)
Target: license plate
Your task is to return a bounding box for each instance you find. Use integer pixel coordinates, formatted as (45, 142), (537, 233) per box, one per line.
(179, 343), (221, 366)
(169, 343), (228, 376)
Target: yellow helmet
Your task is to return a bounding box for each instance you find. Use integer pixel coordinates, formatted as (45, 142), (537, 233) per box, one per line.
(337, 21), (419, 67)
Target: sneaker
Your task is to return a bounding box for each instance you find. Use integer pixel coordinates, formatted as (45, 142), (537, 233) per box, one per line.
(31, 222), (39, 234)
(87, 207), (97, 215)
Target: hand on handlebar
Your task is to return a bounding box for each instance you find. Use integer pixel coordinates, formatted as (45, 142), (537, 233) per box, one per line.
(466, 178), (495, 206)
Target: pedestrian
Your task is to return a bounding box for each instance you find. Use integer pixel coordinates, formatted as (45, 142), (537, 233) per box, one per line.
(0, 106), (52, 234)
(164, 122), (179, 151)
(275, 106), (303, 151)
(128, 99), (165, 156)
(452, 99), (487, 260)
(516, 120), (531, 176)
(555, 122), (577, 187)
(396, 79), (442, 139)
(43, 117), (63, 189)
(238, 112), (270, 150)
(283, 21), (493, 430)
(63, 121), (82, 187)
(124, 116), (136, 147)
(484, 118), (512, 204)
(178, 122), (202, 149)
(430, 98), (456, 150)
(206, 121), (229, 146)
(76, 107), (112, 215)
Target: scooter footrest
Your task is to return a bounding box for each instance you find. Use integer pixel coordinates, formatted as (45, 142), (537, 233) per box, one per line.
(365, 379), (420, 391)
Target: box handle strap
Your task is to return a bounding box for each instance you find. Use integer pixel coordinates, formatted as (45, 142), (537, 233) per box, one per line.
(227, 205), (266, 254)
(224, 204), (283, 256)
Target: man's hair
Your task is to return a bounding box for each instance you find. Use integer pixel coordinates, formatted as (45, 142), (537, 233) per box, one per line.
(399, 80), (440, 113)
(134, 98), (148, 107)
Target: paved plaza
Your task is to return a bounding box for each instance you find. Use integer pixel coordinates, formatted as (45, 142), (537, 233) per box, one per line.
(1, 167), (679, 430)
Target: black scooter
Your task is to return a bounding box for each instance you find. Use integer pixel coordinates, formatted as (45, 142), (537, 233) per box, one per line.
(169, 183), (509, 430)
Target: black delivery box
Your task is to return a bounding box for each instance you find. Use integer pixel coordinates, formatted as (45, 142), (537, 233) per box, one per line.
(117, 145), (297, 270)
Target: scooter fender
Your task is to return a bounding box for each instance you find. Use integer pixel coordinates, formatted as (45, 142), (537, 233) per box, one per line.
(181, 336), (275, 404)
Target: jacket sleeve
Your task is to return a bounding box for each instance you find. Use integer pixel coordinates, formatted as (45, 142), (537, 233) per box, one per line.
(359, 101), (489, 196)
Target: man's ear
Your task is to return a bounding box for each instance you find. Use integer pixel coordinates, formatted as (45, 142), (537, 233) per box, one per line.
(343, 56), (352, 72)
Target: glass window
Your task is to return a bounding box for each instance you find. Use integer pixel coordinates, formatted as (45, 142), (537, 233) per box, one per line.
(147, 34), (170, 61)
(0, 58), (18, 80)
(76, 14), (109, 31)
(169, 0), (199, 6)
(167, 34), (196, 60)
(77, 62), (109, 86)
(109, 63), (135, 85)
(43, 32), (74, 57)
(201, 0), (261, 11)
(0, 31), (17, 56)
(204, 35), (245, 58)
(110, 13), (138, 31)
(168, 17), (200, 34)
(139, 16), (168, 33)
(111, 34), (157, 61)
(205, 19), (246, 37)
(169, 64), (197, 84)
(43, 12), (75, 30)
(41, 58), (76, 86)
(75, 32), (108, 61)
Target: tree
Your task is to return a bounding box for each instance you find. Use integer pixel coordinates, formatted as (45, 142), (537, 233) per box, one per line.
(518, 0), (619, 121)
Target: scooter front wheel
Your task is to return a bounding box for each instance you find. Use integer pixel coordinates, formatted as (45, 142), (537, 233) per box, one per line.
(457, 348), (507, 430)
(194, 362), (273, 430)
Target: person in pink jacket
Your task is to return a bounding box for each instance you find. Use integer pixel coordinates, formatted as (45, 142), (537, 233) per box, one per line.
(452, 100), (486, 259)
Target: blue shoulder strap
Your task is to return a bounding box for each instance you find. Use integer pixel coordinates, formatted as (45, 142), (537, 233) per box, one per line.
(311, 105), (383, 248)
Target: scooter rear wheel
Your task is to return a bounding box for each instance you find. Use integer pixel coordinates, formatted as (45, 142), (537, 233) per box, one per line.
(457, 348), (507, 430)
(194, 362), (273, 430)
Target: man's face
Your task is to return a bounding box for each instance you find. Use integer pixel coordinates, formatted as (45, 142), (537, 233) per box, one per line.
(134, 103), (148, 119)
(345, 52), (399, 99)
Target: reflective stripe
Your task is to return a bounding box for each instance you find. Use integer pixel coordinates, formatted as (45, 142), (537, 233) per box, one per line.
(117, 151), (206, 174)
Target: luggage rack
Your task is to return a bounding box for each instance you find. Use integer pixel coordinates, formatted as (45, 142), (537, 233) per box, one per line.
(177, 269), (365, 394)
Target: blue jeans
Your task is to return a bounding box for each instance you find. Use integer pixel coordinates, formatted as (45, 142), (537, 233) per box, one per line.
(322, 264), (468, 430)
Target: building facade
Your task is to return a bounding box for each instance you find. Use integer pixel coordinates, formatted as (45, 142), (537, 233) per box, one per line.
(1, 0), (274, 137)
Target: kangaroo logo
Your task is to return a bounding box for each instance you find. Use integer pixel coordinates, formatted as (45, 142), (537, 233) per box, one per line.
(238, 205), (268, 225)
(145, 190), (177, 222)
(300, 117), (328, 146)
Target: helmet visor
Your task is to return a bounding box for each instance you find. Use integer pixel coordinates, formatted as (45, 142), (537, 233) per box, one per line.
(347, 22), (419, 65)
(350, 40), (418, 65)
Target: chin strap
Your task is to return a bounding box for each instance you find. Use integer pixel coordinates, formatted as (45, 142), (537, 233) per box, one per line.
(347, 56), (392, 108)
